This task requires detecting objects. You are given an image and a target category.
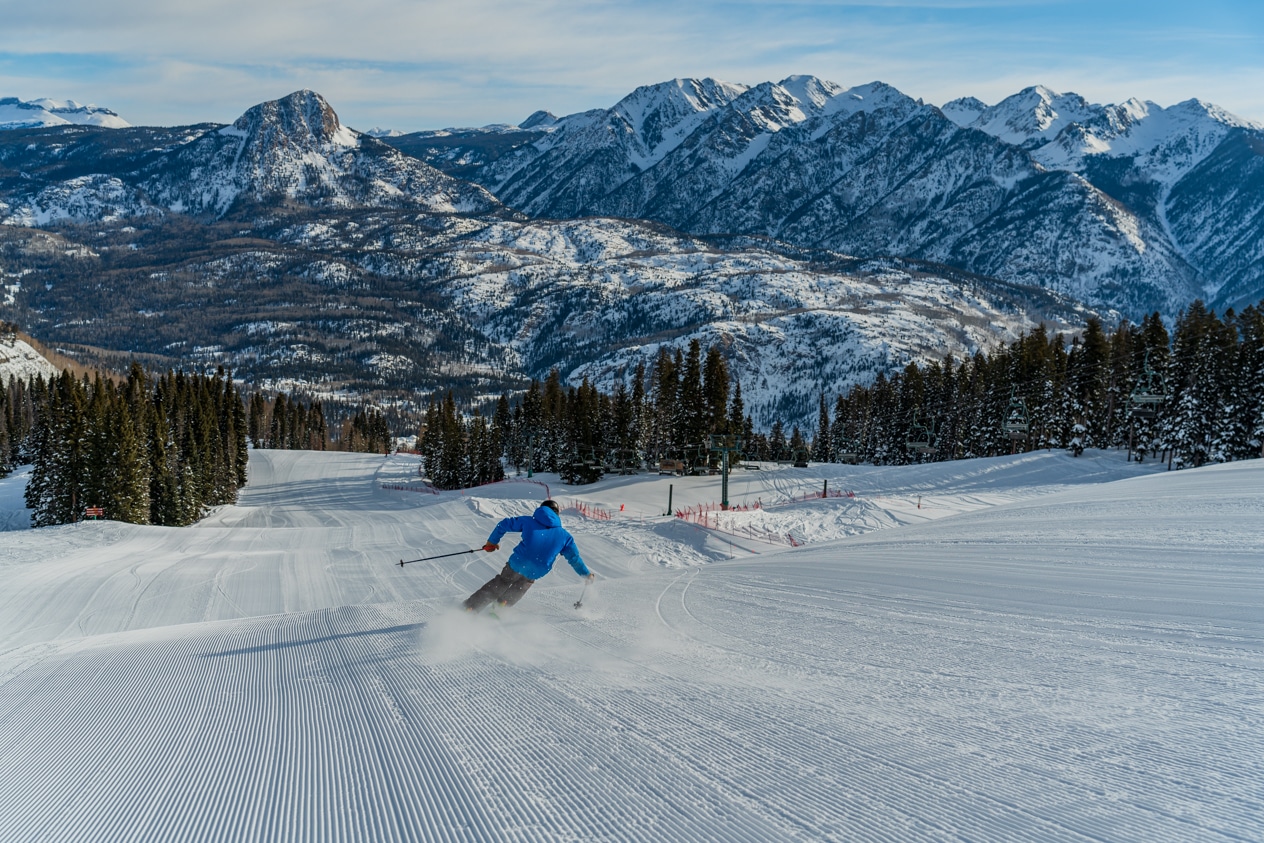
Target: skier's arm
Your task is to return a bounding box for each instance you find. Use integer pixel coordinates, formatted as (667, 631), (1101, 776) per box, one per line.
(486, 515), (531, 547)
(560, 536), (591, 578)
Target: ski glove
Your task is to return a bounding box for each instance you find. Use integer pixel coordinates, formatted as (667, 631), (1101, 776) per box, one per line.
(483, 543), (499, 552)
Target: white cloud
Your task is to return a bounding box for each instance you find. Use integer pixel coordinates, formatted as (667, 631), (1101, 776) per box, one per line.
(1, 0), (1261, 130)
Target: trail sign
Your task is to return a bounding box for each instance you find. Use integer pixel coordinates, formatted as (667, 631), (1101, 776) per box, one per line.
(85, 507), (104, 520)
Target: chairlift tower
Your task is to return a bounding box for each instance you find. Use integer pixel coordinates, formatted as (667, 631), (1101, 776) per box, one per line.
(1128, 350), (1169, 462)
(709, 434), (743, 510)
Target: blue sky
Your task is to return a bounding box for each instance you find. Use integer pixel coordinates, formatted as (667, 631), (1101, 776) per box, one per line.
(1, 0), (1260, 130)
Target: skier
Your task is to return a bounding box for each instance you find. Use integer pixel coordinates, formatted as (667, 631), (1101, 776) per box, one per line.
(463, 499), (594, 612)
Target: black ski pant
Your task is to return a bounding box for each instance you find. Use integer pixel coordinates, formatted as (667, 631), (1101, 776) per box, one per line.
(463, 565), (535, 611)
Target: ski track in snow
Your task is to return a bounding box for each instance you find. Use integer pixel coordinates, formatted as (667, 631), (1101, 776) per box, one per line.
(0, 449), (1261, 842)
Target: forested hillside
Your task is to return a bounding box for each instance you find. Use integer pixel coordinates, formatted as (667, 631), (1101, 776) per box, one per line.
(419, 303), (1264, 487)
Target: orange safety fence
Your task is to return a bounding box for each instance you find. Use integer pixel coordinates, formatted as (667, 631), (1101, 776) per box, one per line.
(673, 504), (802, 547)
(770, 487), (856, 507)
(381, 483), (440, 495)
(566, 500), (613, 520)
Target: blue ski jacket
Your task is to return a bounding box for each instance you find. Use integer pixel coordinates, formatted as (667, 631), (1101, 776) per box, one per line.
(487, 505), (590, 581)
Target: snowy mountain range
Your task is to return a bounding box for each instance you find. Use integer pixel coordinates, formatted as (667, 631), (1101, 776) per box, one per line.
(395, 78), (1264, 319)
(0, 87), (1107, 427)
(0, 90), (498, 225)
(0, 97), (130, 130)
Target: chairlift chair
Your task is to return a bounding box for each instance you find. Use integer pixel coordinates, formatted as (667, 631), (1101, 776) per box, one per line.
(1129, 351), (1169, 418)
(685, 443), (713, 475)
(565, 448), (603, 484)
(1003, 388), (1030, 441)
(609, 447), (641, 475)
(905, 410), (937, 455)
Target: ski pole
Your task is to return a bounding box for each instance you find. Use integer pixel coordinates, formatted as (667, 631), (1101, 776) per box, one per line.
(399, 548), (480, 567)
(573, 578), (590, 610)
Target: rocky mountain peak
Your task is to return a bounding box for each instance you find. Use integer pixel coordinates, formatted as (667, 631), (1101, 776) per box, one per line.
(226, 89), (354, 149)
(967, 86), (1098, 148)
(940, 96), (988, 126)
(520, 110), (558, 129)
(776, 75), (844, 111)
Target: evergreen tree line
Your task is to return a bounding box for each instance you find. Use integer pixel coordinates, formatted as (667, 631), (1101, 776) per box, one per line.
(24, 365), (249, 527)
(246, 392), (393, 454)
(420, 303), (1264, 487)
(817, 303), (1264, 468)
(421, 339), (755, 486)
(419, 392), (506, 490)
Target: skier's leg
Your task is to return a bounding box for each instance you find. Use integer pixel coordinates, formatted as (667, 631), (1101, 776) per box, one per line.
(463, 566), (515, 611)
(496, 571), (536, 607)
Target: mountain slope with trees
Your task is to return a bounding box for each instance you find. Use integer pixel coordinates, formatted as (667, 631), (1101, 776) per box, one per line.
(420, 302), (1264, 487)
(395, 78), (1264, 319)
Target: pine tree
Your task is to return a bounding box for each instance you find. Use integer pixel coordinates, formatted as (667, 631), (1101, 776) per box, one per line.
(813, 394), (831, 462)
(248, 392), (266, 447)
(436, 393), (465, 489)
(148, 398), (179, 526)
(26, 372), (88, 526)
(632, 362), (649, 462)
(789, 426), (806, 462)
(829, 393), (850, 461)
(769, 420), (787, 461)
(105, 397), (151, 523)
(1238, 306), (1264, 459)
(728, 380), (745, 444)
(1168, 302), (1230, 467)
(677, 340), (705, 447)
(652, 347), (680, 460)
(702, 344), (730, 436)
(1067, 317), (1110, 448)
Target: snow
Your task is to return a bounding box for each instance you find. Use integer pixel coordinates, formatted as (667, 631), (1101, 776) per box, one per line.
(953, 86), (1261, 190)
(0, 465), (34, 531)
(0, 336), (58, 383)
(0, 447), (1260, 841)
(0, 97), (129, 130)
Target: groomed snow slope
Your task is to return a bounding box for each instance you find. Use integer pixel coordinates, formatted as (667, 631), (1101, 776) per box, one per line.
(0, 450), (1260, 842)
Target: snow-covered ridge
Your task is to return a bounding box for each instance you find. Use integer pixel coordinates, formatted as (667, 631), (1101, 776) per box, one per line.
(399, 214), (1094, 424)
(392, 77), (1263, 317)
(4, 80), (1263, 319)
(0, 89), (499, 221)
(945, 84), (1262, 185)
(0, 96), (129, 130)
(0, 334), (58, 383)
